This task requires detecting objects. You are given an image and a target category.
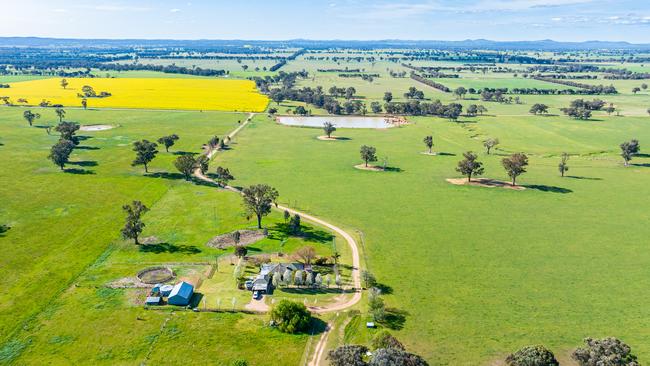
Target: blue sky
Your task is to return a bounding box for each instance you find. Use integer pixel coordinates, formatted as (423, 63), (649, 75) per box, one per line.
(1, 0), (649, 42)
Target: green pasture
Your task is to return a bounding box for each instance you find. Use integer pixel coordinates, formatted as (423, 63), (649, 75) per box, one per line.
(0, 107), (343, 365)
(219, 113), (650, 364)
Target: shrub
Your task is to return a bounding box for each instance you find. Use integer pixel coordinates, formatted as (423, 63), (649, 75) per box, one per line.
(506, 345), (558, 366)
(572, 337), (638, 366)
(327, 345), (368, 366)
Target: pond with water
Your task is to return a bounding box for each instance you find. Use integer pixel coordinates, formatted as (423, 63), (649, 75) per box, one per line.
(276, 116), (399, 129)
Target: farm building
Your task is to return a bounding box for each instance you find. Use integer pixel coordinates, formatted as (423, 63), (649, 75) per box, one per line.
(260, 262), (309, 277)
(168, 281), (194, 306)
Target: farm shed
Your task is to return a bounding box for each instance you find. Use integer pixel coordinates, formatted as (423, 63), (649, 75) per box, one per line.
(145, 296), (161, 305)
(168, 281), (194, 306)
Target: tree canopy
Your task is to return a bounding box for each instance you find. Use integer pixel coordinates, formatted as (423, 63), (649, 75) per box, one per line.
(157, 134), (179, 152)
(121, 200), (149, 245)
(456, 151), (484, 182)
(270, 300), (311, 334)
(174, 154), (197, 180)
(48, 139), (75, 170)
(242, 184), (279, 229)
(502, 153), (529, 185)
(360, 145), (378, 167)
(620, 139), (640, 166)
(506, 345), (559, 366)
(572, 337), (638, 366)
(132, 140), (158, 173)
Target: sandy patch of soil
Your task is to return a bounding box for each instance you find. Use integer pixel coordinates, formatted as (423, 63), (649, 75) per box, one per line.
(317, 135), (341, 141)
(206, 230), (266, 249)
(446, 178), (525, 190)
(140, 236), (161, 245)
(354, 164), (385, 172)
(420, 151), (438, 156)
(80, 124), (114, 131)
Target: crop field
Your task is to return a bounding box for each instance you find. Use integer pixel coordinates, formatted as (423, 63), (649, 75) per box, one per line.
(0, 78), (269, 112)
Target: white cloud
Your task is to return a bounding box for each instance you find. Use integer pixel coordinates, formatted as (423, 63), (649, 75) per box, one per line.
(170, 8), (181, 13)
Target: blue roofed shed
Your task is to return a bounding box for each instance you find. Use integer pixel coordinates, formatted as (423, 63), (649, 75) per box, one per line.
(168, 281), (194, 306)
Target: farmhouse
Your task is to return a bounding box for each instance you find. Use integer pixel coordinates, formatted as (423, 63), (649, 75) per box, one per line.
(167, 281), (194, 306)
(250, 263), (313, 293)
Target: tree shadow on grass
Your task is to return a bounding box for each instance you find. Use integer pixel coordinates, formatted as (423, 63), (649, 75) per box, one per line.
(375, 282), (393, 295)
(635, 153), (650, 158)
(64, 168), (95, 175)
(383, 166), (403, 172)
(566, 175), (602, 181)
(309, 317), (329, 335)
(0, 224), (10, 237)
(192, 177), (220, 188)
(270, 223), (335, 244)
(524, 184), (572, 194)
(172, 151), (198, 156)
(145, 172), (185, 180)
(378, 308), (408, 330)
(75, 145), (100, 150)
(68, 160), (98, 167)
(436, 152), (456, 156)
(139, 242), (201, 254)
(631, 163), (650, 167)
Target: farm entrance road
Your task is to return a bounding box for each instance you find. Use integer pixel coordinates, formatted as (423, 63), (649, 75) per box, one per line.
(193, 112), (362, 366)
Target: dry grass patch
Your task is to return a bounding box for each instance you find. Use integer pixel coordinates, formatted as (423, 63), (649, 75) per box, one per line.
(446, 178), (525, 190)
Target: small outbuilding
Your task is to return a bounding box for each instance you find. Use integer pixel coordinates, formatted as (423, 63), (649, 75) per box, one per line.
(168, 281), (194, 306)
(145, 296), (161, 305)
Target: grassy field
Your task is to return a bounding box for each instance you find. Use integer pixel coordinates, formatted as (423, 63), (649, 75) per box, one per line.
(4, 49), (650, 365)
(0, 107), (348, 365)
(1, 78), (269, 111)
(219, 113), (650, 364)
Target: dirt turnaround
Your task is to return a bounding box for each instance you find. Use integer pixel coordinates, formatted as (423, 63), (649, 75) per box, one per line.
(79, 124), (115, 131)
(446, 177), (526, 190)
(354, 164), (385, 172)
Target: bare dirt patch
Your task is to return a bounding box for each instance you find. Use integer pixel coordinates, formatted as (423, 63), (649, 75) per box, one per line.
(137, 266), (175, 284)
(354, 164), (384, 172)
(79, 124), (114, 131)
(446, 178), (526, 190)
(206, 229), (267, 249)
(106, 277), (152, 289)
(317, 135), (341, 141)
(141, 236), (161, 245)
(420, 151), (438, 156)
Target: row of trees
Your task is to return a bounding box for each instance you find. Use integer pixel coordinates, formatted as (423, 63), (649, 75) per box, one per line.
(456, 151), (529, 185)
(560, 99), (607, 120)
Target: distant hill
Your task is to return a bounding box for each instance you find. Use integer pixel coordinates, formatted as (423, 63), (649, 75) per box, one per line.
(1, 37), (649, 51)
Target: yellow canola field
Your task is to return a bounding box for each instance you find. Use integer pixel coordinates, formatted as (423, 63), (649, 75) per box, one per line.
(2, 78), (268, 112)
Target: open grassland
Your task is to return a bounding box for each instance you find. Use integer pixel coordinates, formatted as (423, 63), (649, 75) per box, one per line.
(0, 108), (342, 364)
(1, 78), (268, 112)
(219, 114), (650, 364)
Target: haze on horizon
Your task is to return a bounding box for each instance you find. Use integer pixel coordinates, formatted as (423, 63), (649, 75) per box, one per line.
(0, 0), (649, 43)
